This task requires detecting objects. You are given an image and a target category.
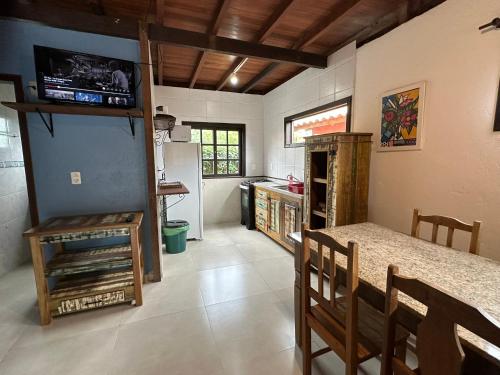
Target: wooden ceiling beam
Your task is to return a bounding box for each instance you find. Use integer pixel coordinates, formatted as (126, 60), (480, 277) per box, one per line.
(2, 1), (139, 39)
(216, 58), (244, 90)
(217, 0), (296, 91)
(150, 25), (327, 68)
(190, 0), (231, 88)
(157, 44), (164, 85)
(240, 0), (360, 93)
(86, 0), (105, 16)
(156, 0), (164, 85)
(241, 62), (279, 93)
(326, 1), (406, 55)
(256, 0), (296, 43)
(189, 52), (209, 88)
(293, 0), (362, 50)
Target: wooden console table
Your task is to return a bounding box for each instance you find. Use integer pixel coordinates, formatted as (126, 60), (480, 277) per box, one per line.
(24, 211), (144, 325)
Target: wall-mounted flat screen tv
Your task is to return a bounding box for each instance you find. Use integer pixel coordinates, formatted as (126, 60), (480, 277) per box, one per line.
(34, 45), (136, 108)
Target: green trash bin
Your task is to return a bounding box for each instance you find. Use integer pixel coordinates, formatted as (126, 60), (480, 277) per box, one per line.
(163, 220), (190, 254)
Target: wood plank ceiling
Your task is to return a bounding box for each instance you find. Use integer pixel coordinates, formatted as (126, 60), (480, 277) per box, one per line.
(33, 0), (446, 94)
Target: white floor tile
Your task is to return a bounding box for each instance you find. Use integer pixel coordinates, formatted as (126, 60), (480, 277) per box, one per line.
(197, 263), (271, 305)
(0, 222), (387, 375)
(0, 327), (117, 375)
(253, 255), (296, 290)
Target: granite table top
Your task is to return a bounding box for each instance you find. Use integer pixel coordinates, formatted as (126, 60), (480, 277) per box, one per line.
(292, 222), (500, 364)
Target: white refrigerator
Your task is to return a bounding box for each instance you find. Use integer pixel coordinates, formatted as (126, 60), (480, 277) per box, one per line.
(163, 142), (204, 240)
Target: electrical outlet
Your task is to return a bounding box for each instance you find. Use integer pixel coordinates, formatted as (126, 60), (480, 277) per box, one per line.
(70, 171), (81, 185)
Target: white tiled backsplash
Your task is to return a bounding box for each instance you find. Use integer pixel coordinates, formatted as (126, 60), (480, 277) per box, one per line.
(262, 42), (356, 182)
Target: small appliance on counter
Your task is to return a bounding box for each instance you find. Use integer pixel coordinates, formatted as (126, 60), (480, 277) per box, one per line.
(170, 125), (191, 142)
(287, 174), (304, 194)
(240, 178), (270, 230)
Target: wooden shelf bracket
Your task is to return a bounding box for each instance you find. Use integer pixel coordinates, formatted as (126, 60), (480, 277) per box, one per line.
(127, 113), (135, 137)
(36, 108), (54, 137)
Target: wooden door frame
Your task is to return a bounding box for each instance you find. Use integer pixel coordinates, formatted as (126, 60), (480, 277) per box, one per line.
(0, 74), (39, 226)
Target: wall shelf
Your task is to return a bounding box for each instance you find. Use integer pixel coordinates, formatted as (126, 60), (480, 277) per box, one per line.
(1, 101), (143, 138)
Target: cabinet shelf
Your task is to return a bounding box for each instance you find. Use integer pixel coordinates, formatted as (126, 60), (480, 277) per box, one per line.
(45, 244), (133, 277)
(312, 209), (327, 218)
(50, 269), (135, 316)
(313, 177), (327, 184)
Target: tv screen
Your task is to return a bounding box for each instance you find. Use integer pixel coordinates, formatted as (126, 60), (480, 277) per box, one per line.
(34, 45), (136, 108)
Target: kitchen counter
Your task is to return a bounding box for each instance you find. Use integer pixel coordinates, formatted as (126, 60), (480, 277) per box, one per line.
(252, 181), (303, 199)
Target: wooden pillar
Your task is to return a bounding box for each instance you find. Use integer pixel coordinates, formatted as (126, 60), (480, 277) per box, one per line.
(138, 21), (162, 282)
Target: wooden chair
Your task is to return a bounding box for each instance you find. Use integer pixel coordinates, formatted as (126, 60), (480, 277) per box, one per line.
(381, 264), (500, 375)
(411, 208), (481, 254)
(301, 225), (409, 375)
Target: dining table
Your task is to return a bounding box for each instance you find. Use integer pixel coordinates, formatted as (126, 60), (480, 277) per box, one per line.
(289, 222), (500, 375)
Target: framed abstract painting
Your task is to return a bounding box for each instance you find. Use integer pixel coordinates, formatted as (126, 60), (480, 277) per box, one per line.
(494, 80), (500, 131)
(378, 81), (426, 151)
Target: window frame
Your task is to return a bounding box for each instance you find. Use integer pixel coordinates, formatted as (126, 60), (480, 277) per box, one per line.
(183, 121), (246, 179)
(284, 96), (352, 148)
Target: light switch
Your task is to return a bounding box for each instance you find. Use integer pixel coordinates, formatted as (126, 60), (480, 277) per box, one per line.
(70, 171), (81, 185)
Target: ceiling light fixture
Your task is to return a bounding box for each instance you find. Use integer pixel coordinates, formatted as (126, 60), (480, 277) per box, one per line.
(230, 74), (239, 85)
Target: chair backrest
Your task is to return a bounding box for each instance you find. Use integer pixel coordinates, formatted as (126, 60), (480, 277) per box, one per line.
(301, 224), (359, 364)
(410, 208), (481, 254)
(381, 264), (500, 375)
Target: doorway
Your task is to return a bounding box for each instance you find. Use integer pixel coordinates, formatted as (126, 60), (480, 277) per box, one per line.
(0, 74), (38, 277)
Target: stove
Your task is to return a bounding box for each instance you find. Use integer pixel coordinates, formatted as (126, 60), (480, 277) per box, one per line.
(239, 178), (270, 230)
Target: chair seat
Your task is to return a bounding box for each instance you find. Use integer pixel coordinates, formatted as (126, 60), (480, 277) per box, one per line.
(311, 297), (409, 362)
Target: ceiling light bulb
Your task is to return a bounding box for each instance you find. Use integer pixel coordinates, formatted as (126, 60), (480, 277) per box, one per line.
(230, 74), (238, 85)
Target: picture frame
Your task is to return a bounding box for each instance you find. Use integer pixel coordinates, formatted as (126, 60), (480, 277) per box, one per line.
(378, 81), (426, 152)
(494, 80), (500, 132)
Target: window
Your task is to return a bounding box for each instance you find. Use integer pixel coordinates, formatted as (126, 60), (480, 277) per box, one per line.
(185, 122), (245, 178)
(284, 97), (352, 147)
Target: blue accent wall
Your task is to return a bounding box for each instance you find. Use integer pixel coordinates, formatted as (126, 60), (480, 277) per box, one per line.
(0, 19), (153, 272)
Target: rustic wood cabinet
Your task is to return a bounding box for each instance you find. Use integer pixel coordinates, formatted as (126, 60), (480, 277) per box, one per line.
(24, 212), (144, 325)
(254, 185), (303, 253)
(304, 132), (372, 229)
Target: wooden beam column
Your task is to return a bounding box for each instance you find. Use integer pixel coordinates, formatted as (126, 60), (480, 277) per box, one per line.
(138, 21), (162, 282)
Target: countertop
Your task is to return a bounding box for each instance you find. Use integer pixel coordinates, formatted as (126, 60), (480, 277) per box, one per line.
(253, 181), (303, 200)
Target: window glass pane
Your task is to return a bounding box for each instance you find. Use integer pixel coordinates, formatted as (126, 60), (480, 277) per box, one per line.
(217, 161), (228, 175)
(228, 145), (239, 159)
(202, 145), (214, 159)
(290, 104), (348, 145)
(191, 129), (201, 143)
(216, 130), (227, 144)
(228, 160), (239, 174)
(202, 129), (214, 144)
(228, 130), (239, 145)
(216, 146), (227, 159)
(203, 160), (214, 175)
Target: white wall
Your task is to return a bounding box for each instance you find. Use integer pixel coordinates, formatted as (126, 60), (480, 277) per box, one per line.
(353, 0), (500, 260)
(262, 43), (357, 181)
(0, 82), (31, 277)
(154, 86), (264, 224)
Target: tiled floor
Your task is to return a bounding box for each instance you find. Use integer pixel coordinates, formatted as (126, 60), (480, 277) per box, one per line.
(0, 223), (385, 374)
